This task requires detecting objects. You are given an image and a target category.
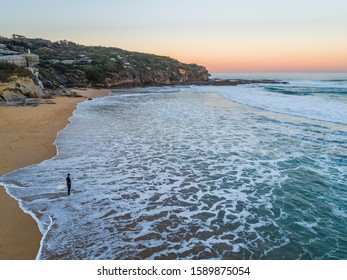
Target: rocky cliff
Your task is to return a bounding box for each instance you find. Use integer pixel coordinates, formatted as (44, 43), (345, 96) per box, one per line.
(0, 36), (209, 91)
(0, 41), (39, 67)
(0, 42), (52, 105)
(0, 63), (54, 105)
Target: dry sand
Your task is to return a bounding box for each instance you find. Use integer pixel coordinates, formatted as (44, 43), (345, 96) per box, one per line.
(0, 88), (110, 259)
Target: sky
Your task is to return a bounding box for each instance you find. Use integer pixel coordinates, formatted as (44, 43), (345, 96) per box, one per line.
(1, 0), (347, 72)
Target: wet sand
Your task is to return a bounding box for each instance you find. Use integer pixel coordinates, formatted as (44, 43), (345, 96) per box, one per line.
(0, 89), (110, 259)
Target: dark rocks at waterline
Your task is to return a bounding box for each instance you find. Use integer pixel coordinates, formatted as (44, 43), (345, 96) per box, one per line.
(103, 78), (288, 89)
(200, 79), (289, 86)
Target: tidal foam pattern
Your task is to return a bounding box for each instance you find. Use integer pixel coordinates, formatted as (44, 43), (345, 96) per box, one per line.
(1, 86), (346, 259)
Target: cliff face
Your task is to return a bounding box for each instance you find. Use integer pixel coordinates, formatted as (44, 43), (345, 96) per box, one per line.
(102, 65), (209, 88)
(0, 42), (49, 104)
(0, 46), (39, 67)
(0, 62), (52, 105)
(0, 36), (209, 89)
(0, 76), (45, 101)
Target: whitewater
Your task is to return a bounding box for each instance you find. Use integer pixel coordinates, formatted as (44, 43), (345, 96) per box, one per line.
(1, 75), (346, 259)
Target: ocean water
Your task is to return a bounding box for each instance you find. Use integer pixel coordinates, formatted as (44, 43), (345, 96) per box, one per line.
(1, 74), (347, 259)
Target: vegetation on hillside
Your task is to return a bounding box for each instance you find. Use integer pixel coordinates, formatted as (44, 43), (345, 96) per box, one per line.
(0, 63), (34, 83)
(0, 35), (209, 88)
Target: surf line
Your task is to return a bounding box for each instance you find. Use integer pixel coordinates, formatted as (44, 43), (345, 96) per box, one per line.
(35, 215), (55, 260)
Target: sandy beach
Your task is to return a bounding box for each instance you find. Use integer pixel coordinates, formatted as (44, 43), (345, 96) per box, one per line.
(0, 88), (110, 259)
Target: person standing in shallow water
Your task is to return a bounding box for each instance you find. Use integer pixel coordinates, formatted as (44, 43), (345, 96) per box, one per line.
(66, 173), (71, 195)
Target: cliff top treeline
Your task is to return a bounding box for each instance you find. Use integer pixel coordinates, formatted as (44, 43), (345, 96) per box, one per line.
(0, 35), (209, 89)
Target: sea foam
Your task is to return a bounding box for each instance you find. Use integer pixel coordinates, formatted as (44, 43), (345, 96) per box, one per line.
(1, 85), (346, 259)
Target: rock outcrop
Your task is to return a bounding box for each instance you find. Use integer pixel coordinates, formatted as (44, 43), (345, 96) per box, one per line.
(0, 44), (39, 67)
(22, 53), (40, 67)
(0, 43), (47, 104)
(0, 55), (27, 67)
(0, 76), (49, 101)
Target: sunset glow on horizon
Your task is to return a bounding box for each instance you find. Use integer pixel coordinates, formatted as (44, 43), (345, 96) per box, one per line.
(1, 0), (347, 72)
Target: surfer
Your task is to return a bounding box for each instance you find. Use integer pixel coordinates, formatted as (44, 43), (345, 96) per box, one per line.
(66, 173), (71, 195)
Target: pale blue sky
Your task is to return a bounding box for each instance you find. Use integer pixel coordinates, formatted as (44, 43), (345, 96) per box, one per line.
(1, 0), (347, 71)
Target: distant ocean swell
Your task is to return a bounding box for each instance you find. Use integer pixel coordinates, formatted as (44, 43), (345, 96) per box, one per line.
(1, 79), (347, 259)
(264, 84), (347, 96)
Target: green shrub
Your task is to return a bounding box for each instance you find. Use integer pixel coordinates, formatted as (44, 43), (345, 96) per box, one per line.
(85, 58), (123, 83)
(0, 63), (33, 82)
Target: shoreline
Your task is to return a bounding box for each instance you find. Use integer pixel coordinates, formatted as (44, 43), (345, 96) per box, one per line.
(0, 88), (110, 260)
